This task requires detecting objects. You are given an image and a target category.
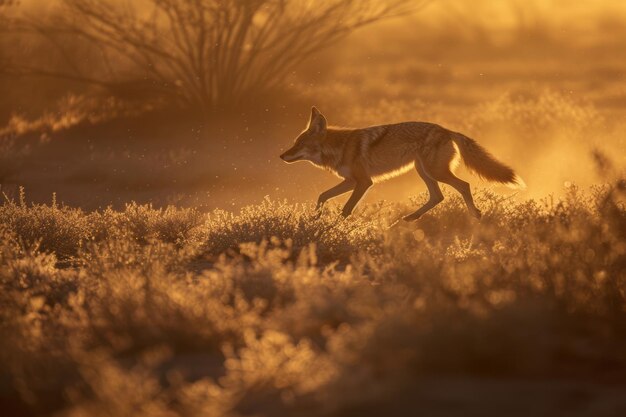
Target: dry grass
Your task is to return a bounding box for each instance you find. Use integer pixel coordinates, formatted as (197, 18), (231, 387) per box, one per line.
(1, 184), (624, 416)
(1, 2), (626, 416)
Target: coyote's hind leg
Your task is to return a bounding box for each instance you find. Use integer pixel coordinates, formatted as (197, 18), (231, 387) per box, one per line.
(403, 160), (444, 221)
(432, 169), (482, 219)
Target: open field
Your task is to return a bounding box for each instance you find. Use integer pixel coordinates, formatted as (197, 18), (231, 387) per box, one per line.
(1, 0), (626, 416)
(1, 185), (625, 416)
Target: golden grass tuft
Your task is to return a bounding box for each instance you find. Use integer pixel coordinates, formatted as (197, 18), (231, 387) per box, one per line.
(0, 184), (625, 416)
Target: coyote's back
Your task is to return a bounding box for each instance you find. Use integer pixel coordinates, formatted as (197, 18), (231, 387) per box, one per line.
(359, 121), (524, 188)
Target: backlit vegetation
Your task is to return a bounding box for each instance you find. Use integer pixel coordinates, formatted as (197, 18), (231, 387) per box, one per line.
(1, 185), (624, 416)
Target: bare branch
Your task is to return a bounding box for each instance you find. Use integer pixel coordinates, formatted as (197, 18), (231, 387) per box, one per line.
(2, 0), (432, 113)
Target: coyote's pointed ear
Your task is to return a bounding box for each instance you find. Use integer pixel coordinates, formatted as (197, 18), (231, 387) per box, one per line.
(307, 106), (327, 134)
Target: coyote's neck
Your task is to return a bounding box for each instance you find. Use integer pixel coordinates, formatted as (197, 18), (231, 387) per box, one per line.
(320, 127), (355, 170)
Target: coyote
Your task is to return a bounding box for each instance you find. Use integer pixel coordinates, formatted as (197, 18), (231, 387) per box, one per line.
(280, 107), (524, 220)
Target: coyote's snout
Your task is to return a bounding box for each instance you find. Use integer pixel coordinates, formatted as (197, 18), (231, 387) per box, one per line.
(280, 107), (525, 220)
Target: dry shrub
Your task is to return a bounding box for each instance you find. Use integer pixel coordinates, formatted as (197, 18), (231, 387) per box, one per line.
(0, 194), (208, 264)
(203, 197), (384, 264)
(0, 186), (625, 416)
(0, 189), (97, 262)
(111, 203), (207, 247)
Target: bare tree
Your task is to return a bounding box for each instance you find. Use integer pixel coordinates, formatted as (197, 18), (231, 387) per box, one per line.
(5, 0), (430, 113)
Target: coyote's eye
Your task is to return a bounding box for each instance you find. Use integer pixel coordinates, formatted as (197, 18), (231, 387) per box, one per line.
(306, 142), (320, 151)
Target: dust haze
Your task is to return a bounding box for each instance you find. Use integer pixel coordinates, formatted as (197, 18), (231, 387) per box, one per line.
(1, 0), (623, 208)
(1, 1), (625, 416)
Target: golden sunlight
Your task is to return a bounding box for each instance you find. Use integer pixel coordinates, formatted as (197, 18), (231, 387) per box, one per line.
(0, 1), (624, 416)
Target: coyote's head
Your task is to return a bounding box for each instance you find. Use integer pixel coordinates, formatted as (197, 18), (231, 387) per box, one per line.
(280, 107), (327, 164)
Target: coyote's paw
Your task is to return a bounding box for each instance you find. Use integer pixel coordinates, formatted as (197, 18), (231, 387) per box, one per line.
(402, 213), (421, 222)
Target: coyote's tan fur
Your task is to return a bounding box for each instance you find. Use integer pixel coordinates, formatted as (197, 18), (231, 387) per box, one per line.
(280, 107), (524, 220)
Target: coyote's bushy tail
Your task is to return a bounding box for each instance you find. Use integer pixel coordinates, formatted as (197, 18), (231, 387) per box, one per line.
(452, 134), (525, 189)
